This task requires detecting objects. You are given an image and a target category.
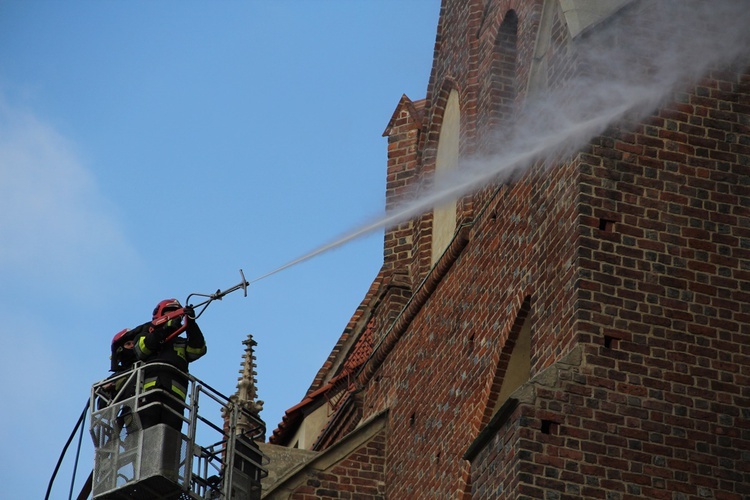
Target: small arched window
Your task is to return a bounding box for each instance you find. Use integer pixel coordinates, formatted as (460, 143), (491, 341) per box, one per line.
(431, 88), (460, 264)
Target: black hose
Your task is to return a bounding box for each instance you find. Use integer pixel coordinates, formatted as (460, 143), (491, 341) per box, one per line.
(68, 400), (88, 500)
(45, 399), (90, 500)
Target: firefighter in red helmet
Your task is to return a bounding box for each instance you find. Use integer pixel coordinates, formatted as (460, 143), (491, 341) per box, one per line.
(110, 328), (139, 373)
(99, 328), (139, 407)
(98, 327), (147, 429)
(133, 298), (207, 430)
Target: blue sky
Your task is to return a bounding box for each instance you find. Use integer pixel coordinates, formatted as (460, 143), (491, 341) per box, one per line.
(0, 2), (439, 497)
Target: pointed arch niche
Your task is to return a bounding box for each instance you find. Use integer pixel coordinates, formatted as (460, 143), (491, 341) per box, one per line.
(486, 296), (531, 420)
(492, 9), (518, 124)
(431, 88), (461, 264)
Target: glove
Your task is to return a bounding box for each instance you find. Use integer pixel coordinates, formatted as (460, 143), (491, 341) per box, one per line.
(184, 305), (195, 321)
(150, 324), (170, 344)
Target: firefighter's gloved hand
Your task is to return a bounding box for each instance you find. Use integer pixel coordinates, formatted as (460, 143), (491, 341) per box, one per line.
(152, 325), (171, 343)
(184, 305), (195, 320)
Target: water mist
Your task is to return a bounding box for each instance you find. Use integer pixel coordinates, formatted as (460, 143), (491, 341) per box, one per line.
(251, 0), (750, 284)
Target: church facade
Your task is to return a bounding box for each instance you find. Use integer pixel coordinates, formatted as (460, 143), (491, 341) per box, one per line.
(260, 1), (750, 498)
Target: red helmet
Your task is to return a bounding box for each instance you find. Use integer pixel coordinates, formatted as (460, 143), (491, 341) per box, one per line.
(110, 328), (138, 372)
(153, 298), (181, 320)
(111, 328), (131, 347)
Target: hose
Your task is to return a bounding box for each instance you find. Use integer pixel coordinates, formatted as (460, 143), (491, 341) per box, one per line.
(68, 400), (88, 500)
(45, 399), (90, 500)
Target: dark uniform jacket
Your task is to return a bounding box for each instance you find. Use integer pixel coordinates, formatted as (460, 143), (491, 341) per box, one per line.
(133, 319), (207, 401)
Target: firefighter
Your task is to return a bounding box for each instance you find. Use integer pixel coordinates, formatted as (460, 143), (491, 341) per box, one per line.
(110, 329), (139, 374)
(98, 327), (144, 432)
(133, 298), (207, 431)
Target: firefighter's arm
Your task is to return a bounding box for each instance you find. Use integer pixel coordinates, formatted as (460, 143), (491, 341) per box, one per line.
(133, 322), (169, 360)
(184, 306), (207, 361)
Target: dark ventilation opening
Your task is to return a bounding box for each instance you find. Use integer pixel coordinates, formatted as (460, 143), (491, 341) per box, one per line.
(409, 413), (416, 427)
(599, 218), (615, 232)
(604, 335), (620, 349)
(541, 420), (558, 435)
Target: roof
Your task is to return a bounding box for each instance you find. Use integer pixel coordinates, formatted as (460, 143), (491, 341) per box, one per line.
(269, 290), (379, 445)
(382, 94), (426, 137)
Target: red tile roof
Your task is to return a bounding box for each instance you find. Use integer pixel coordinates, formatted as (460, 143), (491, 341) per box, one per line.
(269, 305), (377, 445)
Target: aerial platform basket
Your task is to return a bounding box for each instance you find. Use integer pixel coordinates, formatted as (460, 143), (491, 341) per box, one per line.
(90, 363), (267, 499)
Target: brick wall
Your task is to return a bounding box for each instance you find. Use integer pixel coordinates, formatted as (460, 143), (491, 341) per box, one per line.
(383, 96), (422, 282)
(273, 0), (750, 498)
(360, 153), (580, 496)
(356, 1), (580, 497)
(363, 0), (748, 498)
(466, 68), (750, 500)
(414, 0), (547, 285)
(288, 430), (386, 500)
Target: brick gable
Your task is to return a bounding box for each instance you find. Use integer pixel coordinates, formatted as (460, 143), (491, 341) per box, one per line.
(263, 1), (750, 498)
